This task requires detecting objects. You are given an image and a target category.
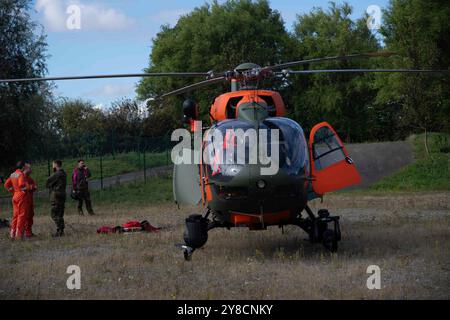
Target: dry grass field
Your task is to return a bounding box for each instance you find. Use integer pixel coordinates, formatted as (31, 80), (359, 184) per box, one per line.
(0, 192), (449, 300)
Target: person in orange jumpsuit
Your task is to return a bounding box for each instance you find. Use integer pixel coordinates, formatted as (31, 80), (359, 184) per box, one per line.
(4, 161), (28, 240)
(23, 163), (37, 238)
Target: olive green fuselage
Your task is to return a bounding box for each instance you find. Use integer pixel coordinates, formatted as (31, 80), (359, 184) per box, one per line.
(206, 164), (309, 226)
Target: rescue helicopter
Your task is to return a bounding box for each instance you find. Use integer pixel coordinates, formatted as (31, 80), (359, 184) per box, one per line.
(2, 52), (448, 260)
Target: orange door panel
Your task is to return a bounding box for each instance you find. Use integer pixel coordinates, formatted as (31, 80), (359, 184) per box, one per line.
(309, 122), (361, 195)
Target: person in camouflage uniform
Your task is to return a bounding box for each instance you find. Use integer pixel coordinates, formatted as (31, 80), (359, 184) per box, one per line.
(72, 159), (95, 215)
(45, 160), (67, 237)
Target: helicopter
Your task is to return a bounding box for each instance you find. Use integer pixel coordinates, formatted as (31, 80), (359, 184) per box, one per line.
(2, 52), (448, 260)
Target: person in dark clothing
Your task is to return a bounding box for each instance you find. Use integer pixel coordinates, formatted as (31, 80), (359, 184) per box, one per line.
(72, 159), (95, 215)
(45, 160), (67, 237)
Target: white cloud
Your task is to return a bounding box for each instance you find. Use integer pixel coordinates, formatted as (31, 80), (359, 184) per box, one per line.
(86, 83), (135, 98)
(149, 9), (190, 26)
(35, 0), (66, 32)
(93, 103), (104, 110)
(35, 0), (134, 32)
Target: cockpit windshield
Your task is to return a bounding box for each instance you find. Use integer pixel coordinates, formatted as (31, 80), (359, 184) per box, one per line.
(203, 117), (308, 178)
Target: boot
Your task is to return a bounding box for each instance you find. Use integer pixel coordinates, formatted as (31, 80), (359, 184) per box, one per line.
(78, 209), (84, 216)
(86, 201), (95, 215)
(51, 229), (64, 237)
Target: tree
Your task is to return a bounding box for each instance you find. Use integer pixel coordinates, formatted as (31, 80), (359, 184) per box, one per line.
(288, 2), (381, 142)
(0, 0), (53, 172)
(104, 99), (145, 154)
(136, 0), (292, 132)
(379, 0), (450, 155)
(55, 99), (106, 157)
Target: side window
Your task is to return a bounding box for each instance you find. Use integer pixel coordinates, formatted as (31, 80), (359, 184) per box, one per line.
(312, 126), (345, 170)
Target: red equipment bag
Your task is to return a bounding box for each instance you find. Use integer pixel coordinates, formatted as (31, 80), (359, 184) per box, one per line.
(97, 220), (161, 234)
(141, 220), (161, 233)
(122, 221), (142, 233)
(122, 221), (141, 229)
(97, 226), (114, 234)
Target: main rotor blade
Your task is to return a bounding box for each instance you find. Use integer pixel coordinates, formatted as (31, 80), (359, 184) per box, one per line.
(266, 52), (395, 71)
(0, 72), (210, 83)
(157, 76), (226, 100)
(283, 69), (450, 74)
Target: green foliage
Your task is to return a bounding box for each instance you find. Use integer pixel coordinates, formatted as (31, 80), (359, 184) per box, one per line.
(42, 98), (171, 160)
(2, 0), (449, 178)
(377, 0), (450, 134)
(136, 0), (292, 132)
(409, 132), (450, 159)
(0, 0), (54, 172)
(287, 2), (381, 142)
(370, 133), (450, 191)
(135, 0), (449, 143)
(92, 175), (173, 205)
(106, 99), (142, 138)
(55, 99), (107, 156)
(30, 174), (173, 211)
(0, 151), (169, 197)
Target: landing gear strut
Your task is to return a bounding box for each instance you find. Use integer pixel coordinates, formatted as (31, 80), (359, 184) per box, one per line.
(181, 206), (341, 260)
(182, 214), (208, 260)
(295, 206), (341, 252)
(182, 210), (221, 260)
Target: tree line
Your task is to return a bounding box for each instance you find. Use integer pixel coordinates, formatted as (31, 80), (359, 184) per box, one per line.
(0, 0), (449, 172)
(138, 0), (449, 143)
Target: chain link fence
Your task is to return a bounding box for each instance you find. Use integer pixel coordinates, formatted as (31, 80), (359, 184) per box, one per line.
(0, 132), (175, 201)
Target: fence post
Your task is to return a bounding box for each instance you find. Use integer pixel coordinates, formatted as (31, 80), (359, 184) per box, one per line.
(100, 153), (103, 190)
(166, 133), (169, 165)
(137, 138), (141, 166)
(111, 129), (115, 160)
(143, 142), (147, 184)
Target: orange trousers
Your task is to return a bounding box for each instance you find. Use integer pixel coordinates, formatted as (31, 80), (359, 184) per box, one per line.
(24, 196), (34, 237)
(11, 193), (27, 239)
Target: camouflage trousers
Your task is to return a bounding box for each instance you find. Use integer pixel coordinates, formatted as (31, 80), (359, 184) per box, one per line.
(50, 193), (66, 231)
(76, 190), (94, 214)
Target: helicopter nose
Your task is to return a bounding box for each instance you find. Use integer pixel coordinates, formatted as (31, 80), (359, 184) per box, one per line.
(247, 164), (306, 199)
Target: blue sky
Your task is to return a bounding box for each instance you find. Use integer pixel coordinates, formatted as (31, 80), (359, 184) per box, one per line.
(30, 0), (389, 108)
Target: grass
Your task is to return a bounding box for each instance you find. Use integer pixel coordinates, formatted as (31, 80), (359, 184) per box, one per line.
(92, 175), (173, 205)
(0, 139), (449, 299)
(1, 151), (170, 197)
(22, 174), (174, 213)
(369, 133), (450, 192)
(0, 193), (448, 299)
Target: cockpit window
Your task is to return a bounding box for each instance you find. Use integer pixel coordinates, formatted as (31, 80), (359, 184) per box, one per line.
(312, 126), (346, 170)
(203, 118), (308, 178)
(263, 117), (308, 175)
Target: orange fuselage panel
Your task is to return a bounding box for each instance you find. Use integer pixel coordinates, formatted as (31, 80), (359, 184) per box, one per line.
(209, 90), (286, 122)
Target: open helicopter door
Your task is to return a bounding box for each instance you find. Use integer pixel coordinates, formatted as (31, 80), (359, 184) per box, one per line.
(173, 148), (202, 205)
(309, 122), (361, 195)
